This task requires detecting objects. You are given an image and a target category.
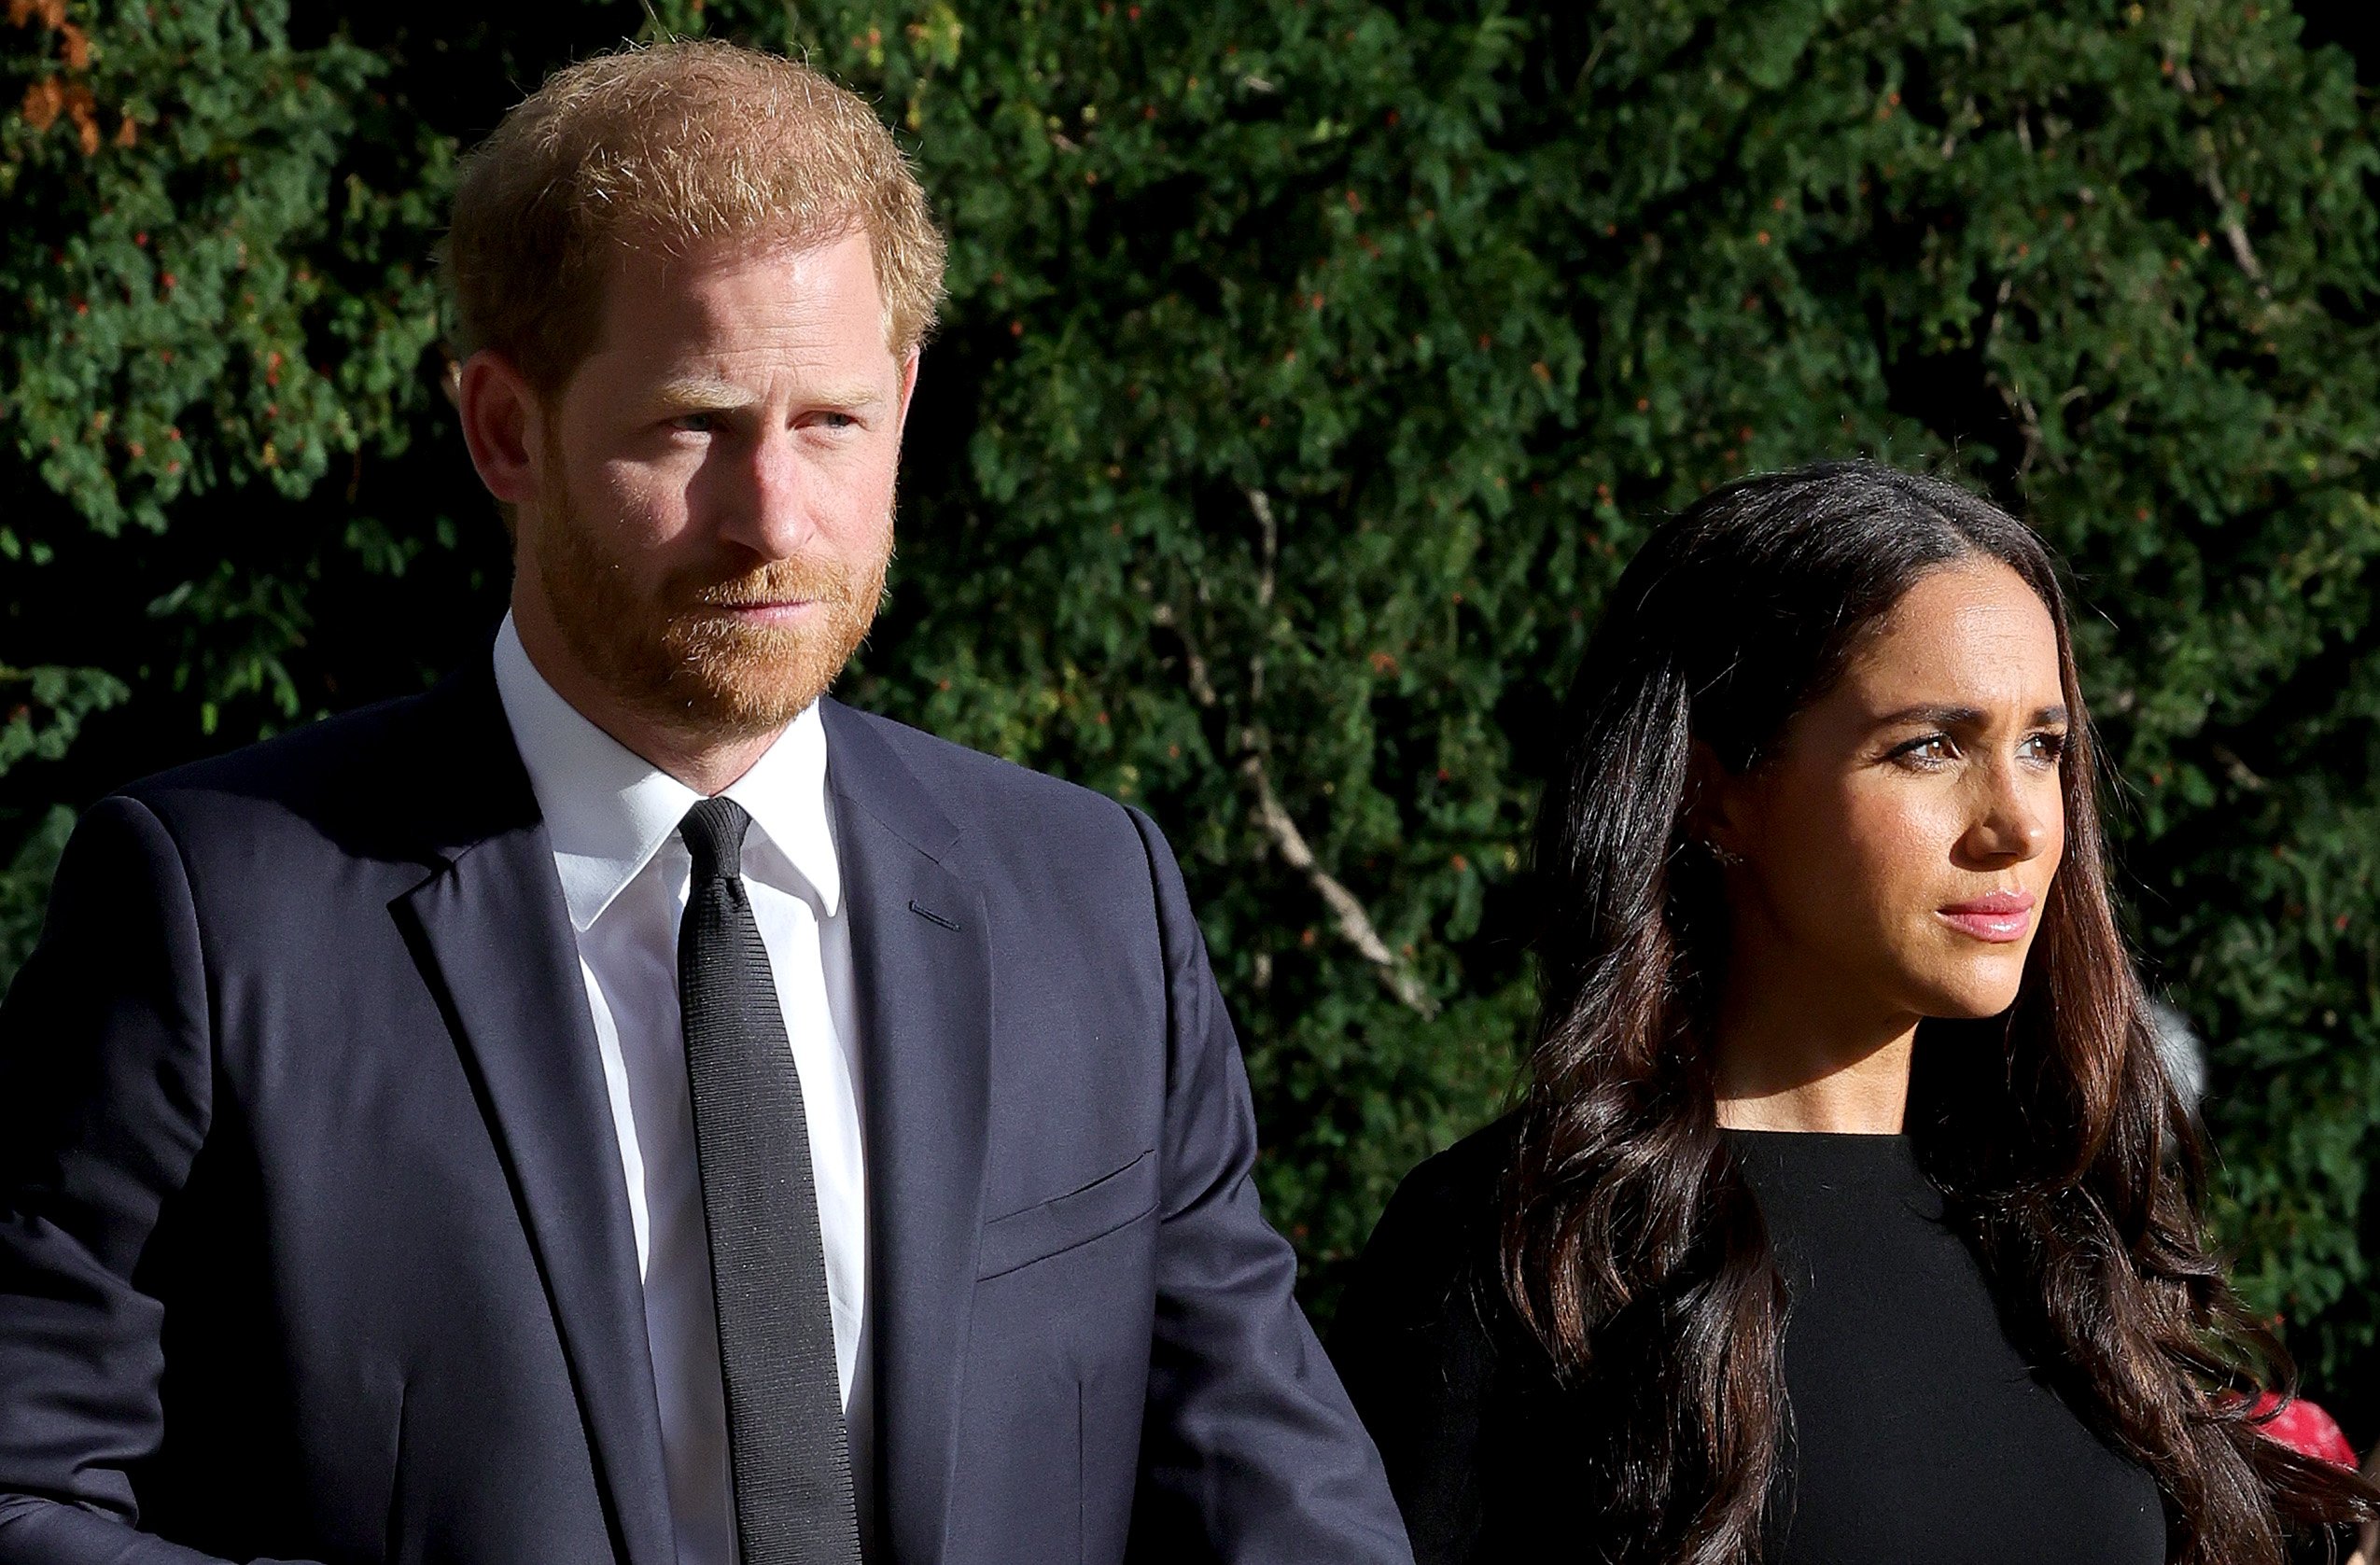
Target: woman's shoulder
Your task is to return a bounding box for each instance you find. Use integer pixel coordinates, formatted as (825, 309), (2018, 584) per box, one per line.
(1333, 1111), (1564, 1565)
(1372, 1112), (1519, 1253)
(1335, 1111), (1521, 1350)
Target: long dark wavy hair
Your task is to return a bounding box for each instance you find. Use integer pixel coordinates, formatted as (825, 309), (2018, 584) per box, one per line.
(1502, 460), (2374, 1565)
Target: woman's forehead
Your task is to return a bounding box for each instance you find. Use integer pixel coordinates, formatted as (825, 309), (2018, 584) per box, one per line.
(1839, 561), (2063, 706)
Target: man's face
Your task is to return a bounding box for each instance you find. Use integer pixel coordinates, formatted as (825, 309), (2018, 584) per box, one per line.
(516, 231), (917, 741)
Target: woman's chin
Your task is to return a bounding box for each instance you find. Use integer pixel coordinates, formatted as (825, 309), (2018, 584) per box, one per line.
(1911, 975), (2028, 1022)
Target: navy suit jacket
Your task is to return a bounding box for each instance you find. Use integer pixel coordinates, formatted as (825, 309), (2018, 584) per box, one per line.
(0, 663), (1411, 1565)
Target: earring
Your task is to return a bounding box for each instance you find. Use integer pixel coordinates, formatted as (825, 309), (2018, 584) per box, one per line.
(1701, 839), (1743, 868)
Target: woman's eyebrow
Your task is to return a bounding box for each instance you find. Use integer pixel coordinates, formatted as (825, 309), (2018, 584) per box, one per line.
(1870, 702), (2069, 728)
(1873, 703), (1984, 729)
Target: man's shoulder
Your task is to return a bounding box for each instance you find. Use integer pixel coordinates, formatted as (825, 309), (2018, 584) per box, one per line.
(116, 678), (481, 864)
(826, 699), (1151, 845)
(127, 692), (423, 797)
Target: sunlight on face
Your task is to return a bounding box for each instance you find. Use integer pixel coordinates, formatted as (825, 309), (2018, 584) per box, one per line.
(520, 231), (916, 739)
(1717, 559), (2069, 1027)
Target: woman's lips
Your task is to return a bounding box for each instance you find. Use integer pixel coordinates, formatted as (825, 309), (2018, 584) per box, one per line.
(1937, 888), (2037, 943)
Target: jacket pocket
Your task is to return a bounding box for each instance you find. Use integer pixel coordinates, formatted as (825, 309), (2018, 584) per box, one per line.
(976, 1150), (1159, 1280)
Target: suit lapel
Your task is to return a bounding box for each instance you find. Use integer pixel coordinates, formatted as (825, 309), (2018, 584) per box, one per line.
(822, 700), (991, 1565)
(395, 667), (676, 1565)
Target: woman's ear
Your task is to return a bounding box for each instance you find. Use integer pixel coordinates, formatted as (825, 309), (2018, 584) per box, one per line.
(1686, 738), (1752, 863)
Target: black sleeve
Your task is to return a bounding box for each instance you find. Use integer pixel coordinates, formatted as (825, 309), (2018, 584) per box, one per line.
(0, 797), (314, 1565)
(1329, 1137), (1511, 1565)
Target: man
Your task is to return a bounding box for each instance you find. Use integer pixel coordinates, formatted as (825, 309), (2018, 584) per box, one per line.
(0, 40), (1412, 1565)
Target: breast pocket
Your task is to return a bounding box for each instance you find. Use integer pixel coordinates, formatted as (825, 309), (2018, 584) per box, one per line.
(976, 1151), (1159, 1280)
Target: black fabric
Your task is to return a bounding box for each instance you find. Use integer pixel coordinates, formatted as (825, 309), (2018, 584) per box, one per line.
(1332, 1116), (2167, 1565)
(1728, 1128), (2165, 1565)
(678, 798), (861, 1565)
(1327, 1119), (1588, 1565)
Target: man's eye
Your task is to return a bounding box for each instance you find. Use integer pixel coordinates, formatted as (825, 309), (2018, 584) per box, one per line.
(670, 412), (718, 434)
(810, 412), (858, 431)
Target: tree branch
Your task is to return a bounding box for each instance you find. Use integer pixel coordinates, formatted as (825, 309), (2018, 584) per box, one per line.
(1240, 749), (1438, 1016)
(1144, 502), (1439, 1018)
(2169, 56), (2271, 300)
(2202, 159), (2270, 298)
(1244, 485), (1276, 712)
(1981, 276), (2056, 480)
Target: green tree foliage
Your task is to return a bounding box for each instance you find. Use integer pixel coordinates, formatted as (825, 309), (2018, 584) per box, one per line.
(7, 0), (2380, 1419)
(0, 0), (471, 975)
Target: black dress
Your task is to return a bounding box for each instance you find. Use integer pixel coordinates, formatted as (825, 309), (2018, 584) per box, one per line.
(1330, 1117), (2168, 1565)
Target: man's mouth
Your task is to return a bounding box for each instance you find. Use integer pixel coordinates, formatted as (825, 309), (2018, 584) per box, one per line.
(693, 596), (821, 622)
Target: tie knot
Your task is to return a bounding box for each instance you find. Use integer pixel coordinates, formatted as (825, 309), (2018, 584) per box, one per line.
(679, 796), (753, 881)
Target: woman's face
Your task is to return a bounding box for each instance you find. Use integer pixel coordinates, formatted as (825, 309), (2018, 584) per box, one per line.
(1705, 559), (2069, 1025)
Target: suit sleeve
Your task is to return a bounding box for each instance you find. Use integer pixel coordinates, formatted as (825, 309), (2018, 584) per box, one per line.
(0, 797), (316, 1565)
(1119, 806), (1415, 1565)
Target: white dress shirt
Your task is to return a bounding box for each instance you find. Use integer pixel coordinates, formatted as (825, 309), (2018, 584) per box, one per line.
(492, 616), (872, 1565)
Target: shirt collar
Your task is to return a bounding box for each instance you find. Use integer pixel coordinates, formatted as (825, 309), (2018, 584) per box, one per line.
(490, 614), (841, 931)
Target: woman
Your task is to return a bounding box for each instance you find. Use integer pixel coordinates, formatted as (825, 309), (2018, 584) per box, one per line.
(1331, 461), (2373, 1565)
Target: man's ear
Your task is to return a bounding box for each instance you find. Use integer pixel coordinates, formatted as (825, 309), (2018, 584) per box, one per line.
(892, 345), (922, 440)
(457, 350), (547, 507)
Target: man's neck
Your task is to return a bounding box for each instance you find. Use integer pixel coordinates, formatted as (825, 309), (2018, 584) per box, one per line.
(511, 605), (785, 798)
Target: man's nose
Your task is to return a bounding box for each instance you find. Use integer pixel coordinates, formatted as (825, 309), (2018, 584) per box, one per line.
(718, 426), (814, 559)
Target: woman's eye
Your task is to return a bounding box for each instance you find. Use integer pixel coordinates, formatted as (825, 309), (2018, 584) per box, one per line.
(1892, 734), (1956, 766)
(2022, 730), (2069, 764)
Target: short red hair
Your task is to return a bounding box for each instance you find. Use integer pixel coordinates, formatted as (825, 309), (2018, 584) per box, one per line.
(443, 39), (945, 393)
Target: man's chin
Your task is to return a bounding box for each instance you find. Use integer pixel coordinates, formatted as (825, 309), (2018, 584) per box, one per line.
(649, 622), (867, 735)
(647, 663), (828, 731)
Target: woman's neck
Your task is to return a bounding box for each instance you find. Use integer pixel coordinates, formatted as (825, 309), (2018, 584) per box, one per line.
(1711, 935), (1921, 1134)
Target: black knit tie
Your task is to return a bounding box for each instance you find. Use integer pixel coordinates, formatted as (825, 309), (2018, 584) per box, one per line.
(678, 797), (861, 1565)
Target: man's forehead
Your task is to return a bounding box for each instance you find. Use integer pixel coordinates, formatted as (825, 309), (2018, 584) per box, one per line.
(578, 230), (895, 372)
(645, 370), (889, 412)
(601, 228), (878, 304)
